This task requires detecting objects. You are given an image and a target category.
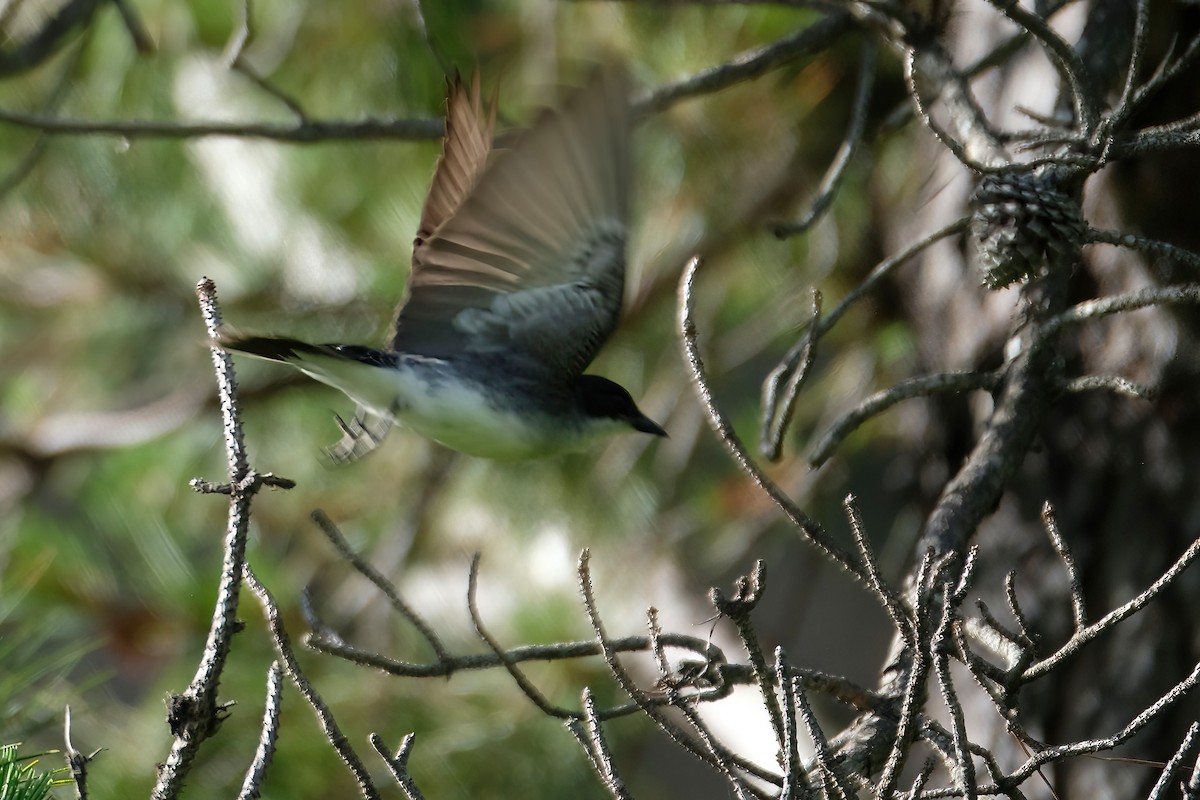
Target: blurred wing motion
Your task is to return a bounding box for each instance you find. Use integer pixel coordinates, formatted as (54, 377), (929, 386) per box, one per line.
(415, 72), (496, 248)
(391, 67), (633, 381)
(220, 68), (640, 462)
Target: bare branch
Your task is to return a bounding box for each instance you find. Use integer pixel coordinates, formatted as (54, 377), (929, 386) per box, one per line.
(918, 261), (1071, 557)
(237, 662), (283, 800)
(1046, 284), (1200, 337)
(1004, 570), (1038, 651)
(1103, 0), (1150, 144)
(1129, 32), (1200, 117)
(772, 39), (877, 238)
(634, 13), (856, 115)
(905, 759), (936, 800)
(759, 289), (822, 462)
(0, 108), (442, 142)
(1086, 228), (1200, 272)
(578, 550), (781, 792)
(309, 509), (449, 663)
(710, 562), (787, 753)
(1148, 722), (1200, 800)
(818, 217), (971, 334)
(679, 256), (868, 582)
(1040, 503), (1086, 630)
(1005, 659), (1200, 786)
(844, 496), (913, 644)
(468, 553), (577, 719)
(983, 0), (1099, 134)
(245, 566), (380, 800)
(1024, 533), (1200, 680)
(876, 551), (936, 797)
(565, 689), (631, 800)
(154, 277), (291, 799)
(933, 582), (977, 800)
(1061, 375), (1157, 401)
(63, 705), (93, 800)
(791, 667), (854, 799)
(369, 733), (425, 800)
(809, 370), (1000, 468)
(773, 649), (813, 799)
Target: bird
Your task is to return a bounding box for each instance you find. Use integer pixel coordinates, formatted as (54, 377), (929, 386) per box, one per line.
(220, 67), (666, 461)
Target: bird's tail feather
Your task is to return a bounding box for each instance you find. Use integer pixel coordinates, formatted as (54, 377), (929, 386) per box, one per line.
(218, 334), (325, 363)
(219, 333), (400, 416)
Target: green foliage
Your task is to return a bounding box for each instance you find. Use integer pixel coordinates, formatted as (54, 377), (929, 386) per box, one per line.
(0, 745), (71, 800)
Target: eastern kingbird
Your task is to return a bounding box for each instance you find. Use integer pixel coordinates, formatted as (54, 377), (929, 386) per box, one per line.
(220, 68), (666, 461)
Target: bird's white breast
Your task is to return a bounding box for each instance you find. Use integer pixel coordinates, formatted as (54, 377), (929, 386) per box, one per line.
(388, 367), (554, 459)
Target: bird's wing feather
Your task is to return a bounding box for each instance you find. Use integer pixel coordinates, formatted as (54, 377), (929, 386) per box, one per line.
(391, 67), (632, 379)
(414, 71), (495, 247)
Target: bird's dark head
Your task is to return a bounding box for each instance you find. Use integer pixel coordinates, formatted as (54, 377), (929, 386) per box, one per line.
(574, 375), (667, 438)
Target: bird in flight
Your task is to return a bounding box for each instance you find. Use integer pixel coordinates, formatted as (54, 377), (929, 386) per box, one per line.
(220, 67), (666, 460)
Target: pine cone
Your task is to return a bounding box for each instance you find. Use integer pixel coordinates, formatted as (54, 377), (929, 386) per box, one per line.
(970, 169), (1087, 289)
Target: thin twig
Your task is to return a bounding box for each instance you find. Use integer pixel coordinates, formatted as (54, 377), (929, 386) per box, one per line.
(1040, 503), (1086, 630)
(309, 509), (449, 663)
(306, 629), (734, 699)
(809, 370), (1000, 467)
(577, 550), (781, 791)
(774, 649), (812, 799)
(1113, 0), (1149, 124)
(1004, 659), (1200, 787)
(1187, 741), (1200, 799)
(1148, 722), (1200, 800)
(1139, 33), (1200, 106)
(0, 108), (442, 141)
(1085, 228), (1200, 271)
(759, 289), (822, 462)
(904, 759), (936, 800)
(566, 689), (632, 800)
(679, 256), (868, 583)
(1004, 571), (1037, 649)
(875, 550), (935, 797)
(793, 672), (853, 799)
(711, 562), (786, 753)
(772, 40), (876, 238)
(1061, 375), (1157, 400)
(237, 661), (283, 800)
(634, 13), (856, 116)
(1024, 533), (1200, 680)
(245, 565), (380, 800)
(817, 217), (971, 335)
(369, 733), (425, 800)
(972, 598), (1035, 662)
(984, 0), (1099, 134)
(933, 581), (977, 800)
(844, 496), (913, 644)
(467, 553), (576, 718)
(154, 278), (285, 799)
(63, 706), (92, 800)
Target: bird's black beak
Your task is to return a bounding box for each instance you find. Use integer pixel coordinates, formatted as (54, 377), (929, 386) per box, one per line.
(632, 415), (668, 438)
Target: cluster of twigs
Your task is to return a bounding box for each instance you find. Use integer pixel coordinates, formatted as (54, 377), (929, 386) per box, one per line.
(13, 0), (1200, 797)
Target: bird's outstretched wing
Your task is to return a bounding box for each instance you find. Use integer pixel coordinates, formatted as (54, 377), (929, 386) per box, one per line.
(390, 67), (632, 381)
(414, 71), (495, 248)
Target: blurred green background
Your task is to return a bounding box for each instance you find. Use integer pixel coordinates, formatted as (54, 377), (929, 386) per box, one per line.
(0, 1), (913, 796)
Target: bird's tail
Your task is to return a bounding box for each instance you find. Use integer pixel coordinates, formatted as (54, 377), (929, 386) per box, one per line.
(218, 332), (400, 417)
